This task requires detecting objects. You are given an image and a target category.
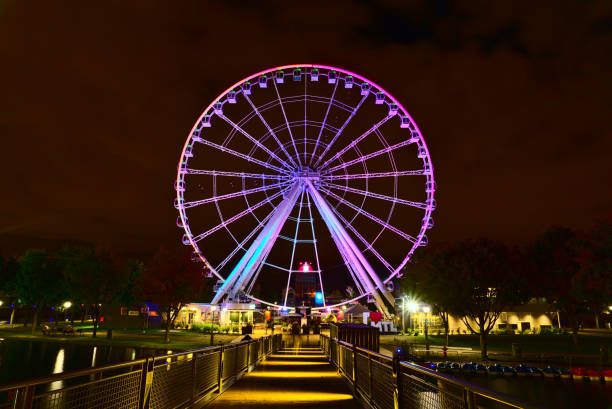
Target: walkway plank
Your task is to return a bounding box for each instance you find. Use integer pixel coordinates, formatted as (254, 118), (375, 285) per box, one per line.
(207, 347), (357, 408)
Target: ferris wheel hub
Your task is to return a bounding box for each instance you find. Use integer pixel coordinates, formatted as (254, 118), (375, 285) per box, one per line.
(294, 166), (320, 182)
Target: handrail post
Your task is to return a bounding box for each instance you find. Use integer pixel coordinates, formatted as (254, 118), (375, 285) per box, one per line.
(191, 351), (198, 404)
(463, 388), (475, 409)
(368, 354), (373, 400)
(393, 355), (402, 409)
(247, 340), (251, 371)
(352, 343), (358, 396)
(139, 357), (154, 409)
(14, 385), (34, 409)
(217, 346), (224, 393)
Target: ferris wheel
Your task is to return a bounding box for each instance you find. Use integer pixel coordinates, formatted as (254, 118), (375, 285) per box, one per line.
(175, 64), (435, 314)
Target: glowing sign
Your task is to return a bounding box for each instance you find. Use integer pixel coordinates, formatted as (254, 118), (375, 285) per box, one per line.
(299, 261), (313, 272)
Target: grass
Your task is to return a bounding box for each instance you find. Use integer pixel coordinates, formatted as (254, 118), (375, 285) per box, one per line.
(0, 326), (242, 351)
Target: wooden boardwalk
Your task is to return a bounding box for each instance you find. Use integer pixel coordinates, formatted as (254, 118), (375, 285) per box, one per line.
(207, 346), (358, 408)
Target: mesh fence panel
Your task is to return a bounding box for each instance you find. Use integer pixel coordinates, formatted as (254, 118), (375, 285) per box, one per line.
(150, 357), (194, 409)
(355, 353), (370, 397)
(330, 340), (338, 365)
(222, 347), (237, 380)
(400, 372), (465, 409)
(340, 345), (353, 381)
(249, 341), (259, 365)
(31, 370), (141, 409)
(235, 344), (248, 373)
(196, 351), (220, 395)
(371, 360), (394, 409)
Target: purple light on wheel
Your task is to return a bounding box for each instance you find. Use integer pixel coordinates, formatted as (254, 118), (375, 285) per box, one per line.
(175, 64), (436, 310)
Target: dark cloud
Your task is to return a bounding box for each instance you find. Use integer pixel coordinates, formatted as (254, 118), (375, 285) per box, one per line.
(0, 0), (611, 257)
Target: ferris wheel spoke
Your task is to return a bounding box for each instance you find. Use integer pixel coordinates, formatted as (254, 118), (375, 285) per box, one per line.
(318, 186), (418, 244)
(328, 205), (394, 272)
(214, 206), (276, 272)
(283, 189), (306, 307)
(311, 93), (369, 169)
(315, 112), (390, 171)
(306, 180), (393, 312)
(243, 94), (298, 168)
(272, 80), (302, 167)
(305, 191), (325, 306)
(183, 180), (290, 209)
(192, 186), (290, 242)
(322, 137), (417, 175)
(218, 114), (293, 170)
(308, 80), (338, 167)
(195, 138), (290, 175)
(321, 181), (428, 210)
(183, 169), (289, 181)
(321, 170), (426, 180)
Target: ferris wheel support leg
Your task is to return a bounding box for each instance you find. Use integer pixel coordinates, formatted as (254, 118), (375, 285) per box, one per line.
(305, 180), (393, 316)
(211, 182), (301, 304)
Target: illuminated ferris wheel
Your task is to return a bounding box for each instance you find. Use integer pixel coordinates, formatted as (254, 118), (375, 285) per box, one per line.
(175, 64), (435, 313)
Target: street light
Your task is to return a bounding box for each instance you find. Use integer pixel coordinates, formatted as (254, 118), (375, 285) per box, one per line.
(63, 301), (72, 309)
(423, 306), (431, 351)
(0, 301), (3, 307)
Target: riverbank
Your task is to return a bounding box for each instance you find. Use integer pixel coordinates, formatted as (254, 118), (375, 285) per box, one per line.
(381, 332), (612, 368)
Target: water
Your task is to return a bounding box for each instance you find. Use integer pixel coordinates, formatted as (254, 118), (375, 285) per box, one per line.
(457, 373), (612, 409)
(0, 338), (168, 385)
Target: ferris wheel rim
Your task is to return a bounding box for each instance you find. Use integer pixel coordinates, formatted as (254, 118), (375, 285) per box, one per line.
(176, 63), (435, 305)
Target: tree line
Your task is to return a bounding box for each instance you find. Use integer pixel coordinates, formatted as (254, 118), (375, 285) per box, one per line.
(399, 222), (611, 357)
(0, 246), (210, 343)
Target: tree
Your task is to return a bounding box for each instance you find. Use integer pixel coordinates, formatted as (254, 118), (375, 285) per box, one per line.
(402, 247), (463, 347)
(136, 247), (208, 343)
(574, 221), (612, 329)
(15, 250), (64, 333)
(61, 246), (131, 337)
(527, 227), (582, 332)
(410, 239), (529, 358)
(0, 255), (20, 325)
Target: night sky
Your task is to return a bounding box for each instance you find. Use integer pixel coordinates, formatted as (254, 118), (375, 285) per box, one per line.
(1, 1), (611, 258)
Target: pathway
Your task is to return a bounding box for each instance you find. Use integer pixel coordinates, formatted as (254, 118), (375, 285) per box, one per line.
(207, 346), (358, 408)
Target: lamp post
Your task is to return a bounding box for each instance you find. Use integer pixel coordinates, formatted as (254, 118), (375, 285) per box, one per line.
(402, 296), (407, 333)
(423, 306), (431, 351)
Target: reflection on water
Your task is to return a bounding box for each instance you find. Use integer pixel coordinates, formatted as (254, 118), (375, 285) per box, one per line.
(91, 346), (97, 367)
(0, 339), (165, 385)
(49, 348), (65, 390)
(458, 373), (612, 409)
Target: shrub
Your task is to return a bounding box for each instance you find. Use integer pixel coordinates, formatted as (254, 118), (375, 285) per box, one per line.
(231, 325), (239, 333)
(190, 323), (204, 333)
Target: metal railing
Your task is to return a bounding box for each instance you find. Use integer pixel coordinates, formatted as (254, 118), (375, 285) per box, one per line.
(321, 335), (543, 409)
(0, 334), (281, 409)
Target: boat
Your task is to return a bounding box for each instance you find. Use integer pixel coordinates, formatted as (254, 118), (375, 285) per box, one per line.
(527, 366), (542, 376)
(514, 364), (531, 376)
(500, 365), (515, 377)
(585, 369), (601, 382)
(570, 367), (588, 380)
(487, 363), (503, 376)
(475, 363), (487, 375)
(542, 366), (561, 378)
(559, 368), (572, 380)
